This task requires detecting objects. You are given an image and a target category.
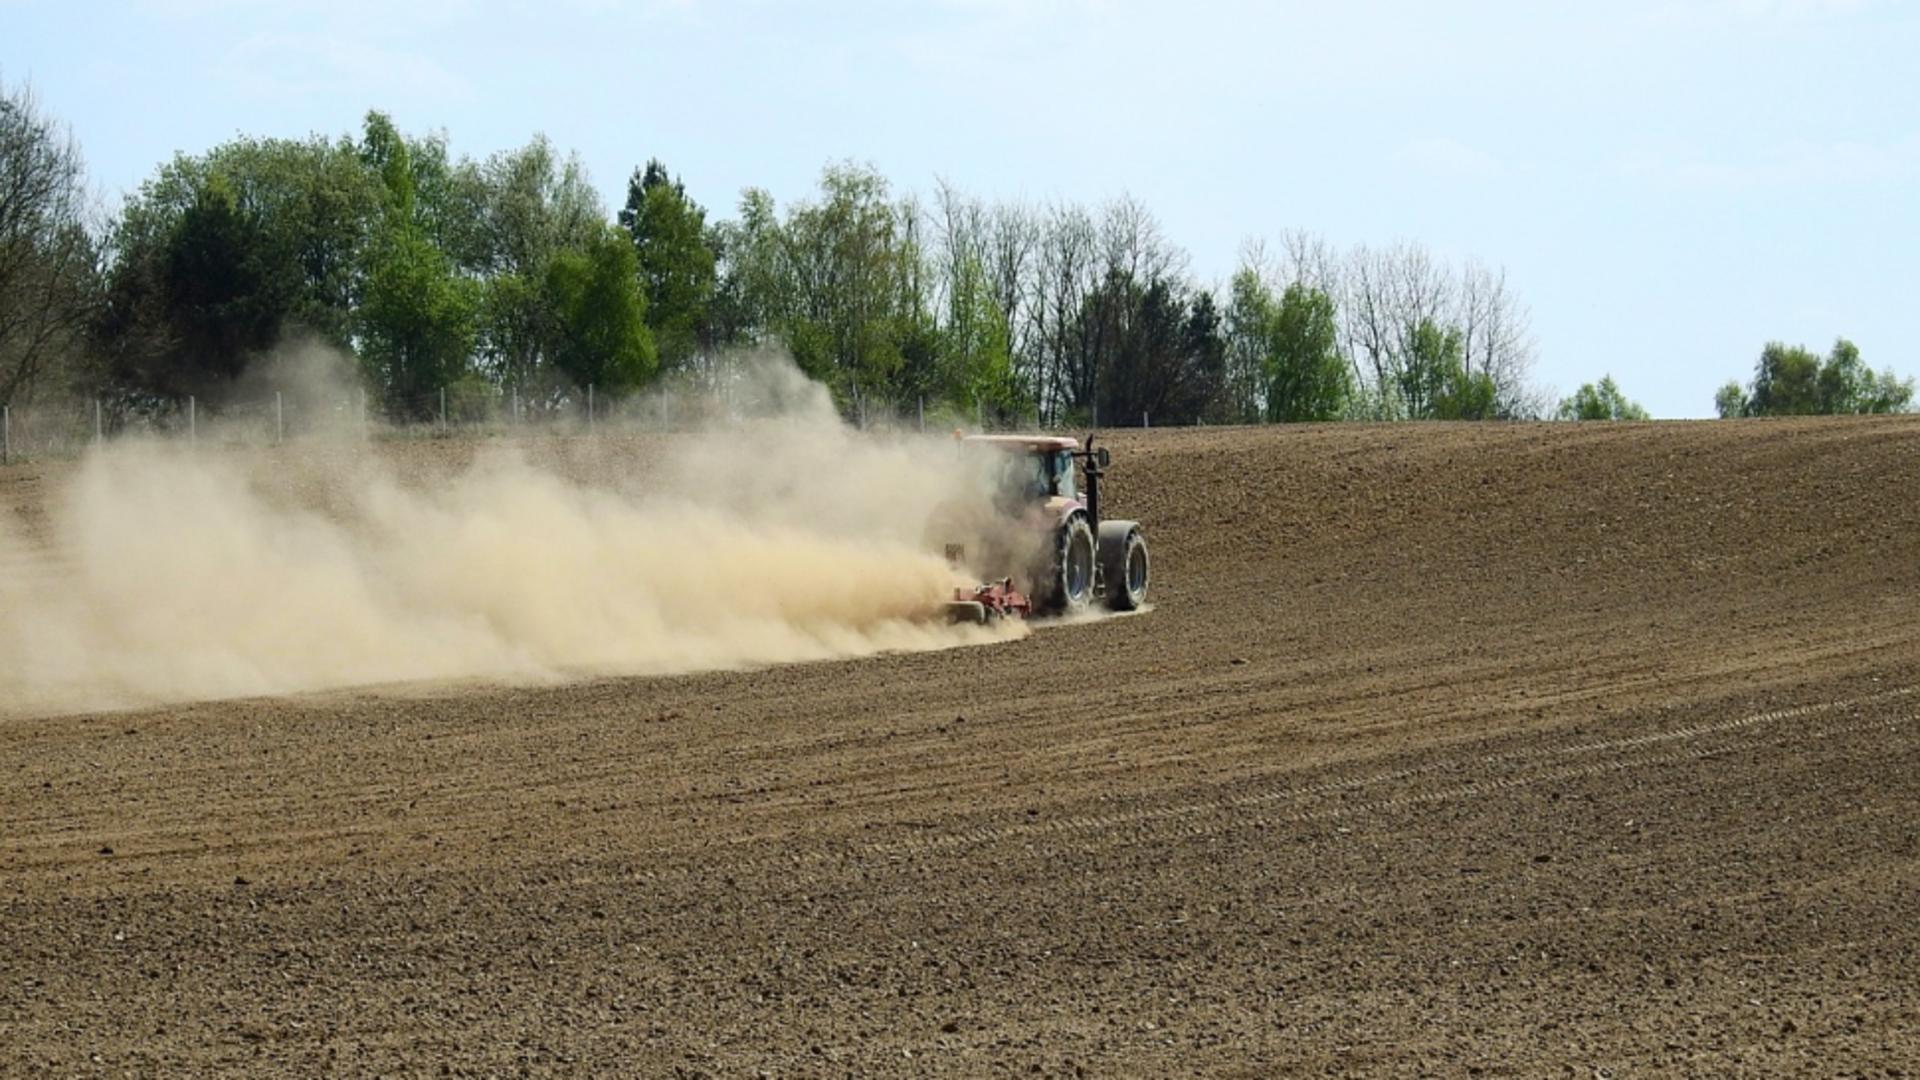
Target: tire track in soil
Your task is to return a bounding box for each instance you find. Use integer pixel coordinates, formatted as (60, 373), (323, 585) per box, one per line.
(567, 683), (1917, 887)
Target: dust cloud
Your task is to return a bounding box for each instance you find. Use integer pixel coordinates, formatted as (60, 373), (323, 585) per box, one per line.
(0, 359), (1030, 714)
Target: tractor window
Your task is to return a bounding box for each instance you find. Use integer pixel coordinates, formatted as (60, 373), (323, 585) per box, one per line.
(1052, 451), (1077, 499)
(997, 453), (1050, 505)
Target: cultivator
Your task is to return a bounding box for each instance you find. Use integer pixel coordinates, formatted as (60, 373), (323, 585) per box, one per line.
(945, 578), (1033, 625)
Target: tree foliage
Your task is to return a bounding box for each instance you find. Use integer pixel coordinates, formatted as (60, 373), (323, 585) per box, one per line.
(1068, 271), (1221, 427)
(1718, 338), (1913, 418)
(100, 129), (379, 402)
(357, 228), (479, 419)
(1397, 319), (1496, 420)
(1558, 375), (1648, 421)
(620, 160), (715, 372)
(543, 226), (656, 396)
(1262, 282), (1349, 422)
(7, 89), (1709, 433)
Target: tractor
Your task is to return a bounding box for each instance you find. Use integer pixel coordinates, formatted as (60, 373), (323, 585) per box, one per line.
(944, 434), (1150, 623)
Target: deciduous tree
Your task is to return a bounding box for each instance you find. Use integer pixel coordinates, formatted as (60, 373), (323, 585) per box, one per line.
(543, 226), (656, 396)
(1557, 375), (1648, 420)
(620, 159), (716, 373)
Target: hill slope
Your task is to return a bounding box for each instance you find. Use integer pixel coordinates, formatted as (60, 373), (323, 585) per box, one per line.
(3, 418), (1917, 1074)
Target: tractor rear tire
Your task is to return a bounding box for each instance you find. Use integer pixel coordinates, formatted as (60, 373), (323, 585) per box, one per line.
(1043, 514), (1097, 616)
(1099, 524), (1149, 611)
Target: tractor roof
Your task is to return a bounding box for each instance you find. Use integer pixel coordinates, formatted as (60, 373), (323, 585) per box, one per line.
(961, 434), (1080, 453)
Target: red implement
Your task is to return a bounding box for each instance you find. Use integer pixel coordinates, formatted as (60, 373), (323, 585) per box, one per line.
(945, 578), (1033, 624)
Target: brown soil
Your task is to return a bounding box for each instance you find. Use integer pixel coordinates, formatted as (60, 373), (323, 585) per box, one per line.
(4, 418), (1919, 1076)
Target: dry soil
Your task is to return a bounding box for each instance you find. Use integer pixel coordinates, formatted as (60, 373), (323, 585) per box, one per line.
(2, 418), (1918, 1076)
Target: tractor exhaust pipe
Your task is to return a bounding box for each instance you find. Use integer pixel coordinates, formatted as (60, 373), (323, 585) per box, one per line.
(1080, 433), (1109, 531)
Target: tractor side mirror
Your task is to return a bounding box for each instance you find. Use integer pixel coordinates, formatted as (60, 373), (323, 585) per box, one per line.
(1096, 448), (1111, 468)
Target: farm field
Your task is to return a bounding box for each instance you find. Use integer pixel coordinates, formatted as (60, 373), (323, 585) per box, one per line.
(3, 418), (1919, 1075)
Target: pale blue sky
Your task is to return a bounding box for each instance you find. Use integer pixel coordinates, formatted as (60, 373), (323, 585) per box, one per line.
(6, 0), (1916, 417)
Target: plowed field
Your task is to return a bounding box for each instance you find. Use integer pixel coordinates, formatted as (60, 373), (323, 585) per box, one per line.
(4, 418), (1919, 1075)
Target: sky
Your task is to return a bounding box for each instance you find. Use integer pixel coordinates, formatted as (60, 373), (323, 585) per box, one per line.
(4, 0), (1916, 418)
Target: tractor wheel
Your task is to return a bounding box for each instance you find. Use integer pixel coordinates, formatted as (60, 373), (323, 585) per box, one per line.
(1100, 526), (1149, 611)
(1044, 514), (1097, 616)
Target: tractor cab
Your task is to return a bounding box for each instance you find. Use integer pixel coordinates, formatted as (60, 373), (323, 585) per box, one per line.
(961, 435), (1084, 513)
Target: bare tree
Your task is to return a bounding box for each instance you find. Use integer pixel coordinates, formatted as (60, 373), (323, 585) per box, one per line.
(1458, 259), (1539, 417)
(1026, 202), (1098, 424)
(1279, 228), (1341, 296)
(984, 199), (1035, 361)
(931, 178), (986, 327)
(1339, 244), (1400, 417)
(1385, 242), (1455, 361)
(1322, 239), (1540, 419)
(0, 80), (97, 405)
(1097, 193), (1185, 284)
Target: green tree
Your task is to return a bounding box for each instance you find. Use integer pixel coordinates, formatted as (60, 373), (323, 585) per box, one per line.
(1748, 342), (1823, 416)
(1221, 267), (1273, 423)
(543, 226), (657, 396)
(1397, 319), (1496, 420)
(1721, 338), (1913, 417)
(1076, 271), (1218, 426)
(478, 271), (553, 401)
(1181, 290), (1228, 424)
(619, 160), (716, 372)
(1714, 380), (1747, 419)
(1814, 337), (1913, 414)
(1557, 375), (1649, 421)
(356, 228), (479, 419)
(939, 254), (1023, 419)
(1432, 365), (1497, 420)
(460, 131), (595, 390)
(100, 130), (380, 401)
(1397, 319), (1455, 419)
(708, 187), (787, 349)
(1861, 368), (1916, 414)
(796, 163), (911, 399)
(355, 117), (479, 418)
(1264, 283), (1349, 422)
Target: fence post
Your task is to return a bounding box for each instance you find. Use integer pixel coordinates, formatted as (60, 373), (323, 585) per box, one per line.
(512, 386), (519, 426)
(439, 386), (447, 432)
(2, 405), (8, 466)
(918, 397), (924, 432)
(276, 391), (284, 444)
(1143, 410), (1149, 429)
(95, 399), (102, 445)
(975, 400), (982, 432)
(189, 396), (196, 447)
(588, 384), (595, 434)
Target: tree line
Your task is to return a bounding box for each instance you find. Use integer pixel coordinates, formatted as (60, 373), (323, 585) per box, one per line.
(0, 85), (1552, 428)
(1, 80), (1910, 428)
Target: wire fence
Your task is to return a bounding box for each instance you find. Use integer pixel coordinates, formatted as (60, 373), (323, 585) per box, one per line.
(0, 385), (1073, 466)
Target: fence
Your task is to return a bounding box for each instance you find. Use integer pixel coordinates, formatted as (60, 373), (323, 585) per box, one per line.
(0, 385), (1079, 466)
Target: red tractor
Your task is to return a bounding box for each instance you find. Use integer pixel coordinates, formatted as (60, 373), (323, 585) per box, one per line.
(945, 434), (1150, 623)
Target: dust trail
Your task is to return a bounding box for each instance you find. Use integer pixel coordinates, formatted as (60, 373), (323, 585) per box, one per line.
(0, 362), (1028, 714)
